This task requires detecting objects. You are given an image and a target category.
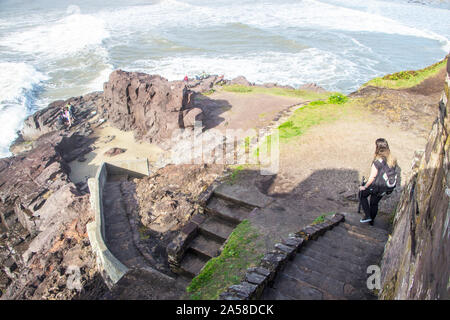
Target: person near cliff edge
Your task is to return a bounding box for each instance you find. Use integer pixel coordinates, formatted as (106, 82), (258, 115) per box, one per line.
(64, 106), (73, 128)
(359, 138), (398, 226)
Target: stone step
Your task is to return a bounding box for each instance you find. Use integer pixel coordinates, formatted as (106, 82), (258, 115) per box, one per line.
(198, 216), (235, 242)
(213, 183), (273, 209)
(283, 261), (349, 299)
(105, 220), (131, 236)
(307, 240), (375, 267)
(188, 233), (223, 260)
(311, 238), (378, 265)
(289, 258), (374, 300)
(341, 212), (389, 233)
(332, 225), (386, 247)
(261, 287), (295, 300)
(340, 221), (389, 240)
(320, 233), (385, 260)
(108, 174), (129, 182)
(205, 196), (251, 224)
(268, 272), (327, 300)
(179, 251), (209, 279)
(123, 256), (148, 269)
(300, 245), (366, 276)
(293, 251), (364, 286)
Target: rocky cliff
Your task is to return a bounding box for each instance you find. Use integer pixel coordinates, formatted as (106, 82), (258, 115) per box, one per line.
(379, 58), (449, 299)
(101, 70), (200, 145)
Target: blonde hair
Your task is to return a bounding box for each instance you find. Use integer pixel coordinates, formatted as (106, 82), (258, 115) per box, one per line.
(373, 138), (396, 168)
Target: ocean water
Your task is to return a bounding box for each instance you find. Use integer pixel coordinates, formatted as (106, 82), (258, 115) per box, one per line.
(0, 0), (449, 157)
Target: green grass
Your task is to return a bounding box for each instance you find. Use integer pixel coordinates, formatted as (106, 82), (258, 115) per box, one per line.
(138, 225), (150, 240)
(186, 220), (264, 300)
(226, 164), (249, 185)
(362, 58), (447, 89)
(203, 89), (216, 96)
(220, 84), (331, 101)
(277, 94), (350, 141)
(254, 94), (352, 158)
(312, 212), (335, 225)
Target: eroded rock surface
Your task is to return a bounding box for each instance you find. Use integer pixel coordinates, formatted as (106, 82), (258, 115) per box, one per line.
(0, 104), (106, 299)
(379, 59), (449, 299)
(101, 70), (196, 144)
(135, 164), (224, 233)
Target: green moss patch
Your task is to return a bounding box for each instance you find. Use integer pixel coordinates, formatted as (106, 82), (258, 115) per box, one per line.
(277, 94), (350, 141)
(186, 220), (264, 300)
(363, 58), (447, 89)
(312, 212), (335, 225)
(254, 94), (352, 158)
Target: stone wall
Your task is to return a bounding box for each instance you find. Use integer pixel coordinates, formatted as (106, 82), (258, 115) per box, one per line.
(379, 58), (449, 299)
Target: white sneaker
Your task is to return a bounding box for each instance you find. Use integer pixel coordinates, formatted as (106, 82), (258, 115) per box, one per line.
(360, 218), (372, 223)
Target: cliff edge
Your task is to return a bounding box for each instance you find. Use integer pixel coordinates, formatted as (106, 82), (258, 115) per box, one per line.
(380, 58), (449, 299)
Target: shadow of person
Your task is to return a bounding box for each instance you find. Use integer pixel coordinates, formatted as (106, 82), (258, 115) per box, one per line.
(189, 92), (232, 130)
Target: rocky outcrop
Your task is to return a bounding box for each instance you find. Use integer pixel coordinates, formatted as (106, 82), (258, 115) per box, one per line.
(101, 70), (196, 145)
(0, 114), (104, 299)
(379, 58), (449, 299)
(230, 76), (252, 86)
(20, 92), (101, 142)
(299, 83), (327, 93)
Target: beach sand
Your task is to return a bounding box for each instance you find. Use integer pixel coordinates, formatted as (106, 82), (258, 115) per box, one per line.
(68, 123), (163, 184)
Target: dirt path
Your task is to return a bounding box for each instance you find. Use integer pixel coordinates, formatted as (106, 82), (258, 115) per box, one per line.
(196, 91), (307, 134)
(260, 106), (427, 223)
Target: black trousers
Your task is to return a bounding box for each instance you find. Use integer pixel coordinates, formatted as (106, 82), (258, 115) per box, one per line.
(360, 188), (383, 221)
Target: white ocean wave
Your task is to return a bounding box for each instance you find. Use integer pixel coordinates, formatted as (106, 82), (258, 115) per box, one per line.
(1, 12), (110, 58)
(0, 62), (48, 157)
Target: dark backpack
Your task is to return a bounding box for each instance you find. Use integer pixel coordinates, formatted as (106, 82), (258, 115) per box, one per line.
(374, 160), (397, 195)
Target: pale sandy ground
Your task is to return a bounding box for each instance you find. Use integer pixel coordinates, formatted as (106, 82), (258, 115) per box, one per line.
(273, 109), (426, 193)
(68, 92), (306, 184)
(197, 91), (306, 135)
(68, 124), (163, 184)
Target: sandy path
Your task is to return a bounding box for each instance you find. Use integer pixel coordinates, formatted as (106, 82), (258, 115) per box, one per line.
(197, 91), (306, 134)
(68, 125), (163, 184)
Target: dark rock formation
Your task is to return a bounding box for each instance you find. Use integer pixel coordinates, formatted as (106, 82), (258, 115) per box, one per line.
(299, 83), (327, 93)
(101, 70), (196, 144)
(20, 92), (101, 142)
(0, 107), (103, 299)
(379, 57), (449, 299)
(230, 76), (252, 86)
(104, 147), (126, 157)
(349, 65), (446, 136)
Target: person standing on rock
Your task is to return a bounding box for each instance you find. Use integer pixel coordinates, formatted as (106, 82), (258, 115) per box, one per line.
(359, 138), (397, 226)
(64, 106), (73, 128)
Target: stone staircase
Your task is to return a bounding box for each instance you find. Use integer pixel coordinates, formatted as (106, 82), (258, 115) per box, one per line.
(102, 175), (149, 269)
(176, 193), (255, 279)
(261, 212), (389, 300)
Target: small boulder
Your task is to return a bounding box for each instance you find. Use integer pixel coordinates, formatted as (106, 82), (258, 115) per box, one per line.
(182, 108), (203, 128)
(299, 83), (327, 93)
(230, 76), (252, 86)
(104, 147), (126, 157)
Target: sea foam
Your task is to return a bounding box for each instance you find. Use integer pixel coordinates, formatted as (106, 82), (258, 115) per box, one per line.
(0, 62), (48, 157)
